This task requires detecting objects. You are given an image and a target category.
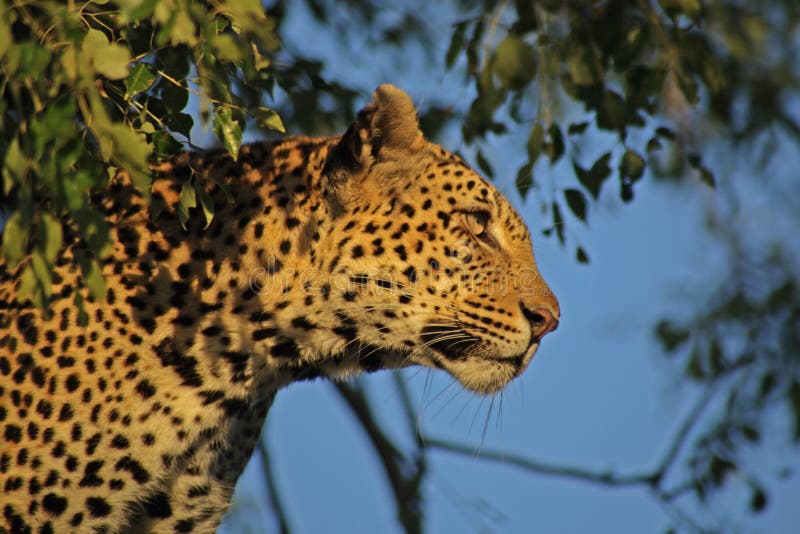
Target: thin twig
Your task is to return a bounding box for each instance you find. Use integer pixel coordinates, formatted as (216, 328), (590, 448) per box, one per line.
(257, 438), (292, 534)
(426, 437), (656, 487)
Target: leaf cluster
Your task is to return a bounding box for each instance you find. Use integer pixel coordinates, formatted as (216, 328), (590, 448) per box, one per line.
(446, 0), (799, 260)
(1, 0), (284, 311)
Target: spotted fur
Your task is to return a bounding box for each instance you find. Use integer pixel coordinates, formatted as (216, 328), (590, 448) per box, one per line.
(0, 85), (559, 533)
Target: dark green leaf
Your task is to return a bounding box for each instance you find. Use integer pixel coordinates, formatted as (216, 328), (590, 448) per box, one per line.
(446, 22), (467, 69)
(552, 202), (565, 244)
(125, 63), (158, 98)
(568, 122), (589, 135)
(151, 131), (183, 161)
(515, 163), (533, 198)
(564, 188), (587, 222)
(574, 152), (611, 199)
(546, 124), (564, 163)
(655, 320), (690, 352)
(576, 246), (589, 264)
(790, 381), (800, 441)
(750, 486), (768, 512)
(475, 149), (494, 179)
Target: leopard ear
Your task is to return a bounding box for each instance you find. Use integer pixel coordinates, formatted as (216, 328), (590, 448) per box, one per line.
(324, 85), (424, 188)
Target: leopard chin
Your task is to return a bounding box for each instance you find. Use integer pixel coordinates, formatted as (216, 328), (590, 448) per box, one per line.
(427, 342), (540, 395)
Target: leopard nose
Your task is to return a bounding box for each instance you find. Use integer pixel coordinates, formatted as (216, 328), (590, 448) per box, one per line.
(521, 304), (559, 341)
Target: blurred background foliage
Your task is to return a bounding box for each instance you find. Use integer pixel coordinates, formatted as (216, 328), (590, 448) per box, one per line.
(1, 0), (799, 532)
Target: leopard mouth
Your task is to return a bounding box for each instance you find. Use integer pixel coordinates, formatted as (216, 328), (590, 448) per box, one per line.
(419, 324), (538, 395)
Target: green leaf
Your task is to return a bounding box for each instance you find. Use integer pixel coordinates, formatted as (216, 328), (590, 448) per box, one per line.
(125, 63), (158, 98)
(576, 246), (589, 264)
(213, 106), (243, 160)
(475, 149), (494, 179)
(151, 131), (183, 161)
(545, 124), (564, 163)
(1, 212), (26, 266)
(515, 162), (533, 198)
(574, 152), (611, 199)
(85, 29), (132, 80)
(30, 251), (52, 300)
(688, 153), (716, 188)
(655, 320), (690, 352)
(552, 202), (565, 244)
(0, 14), (11, 59)
(493, 34), (536, 90)
(120, 0), (159, 22)
(446, 22), (467, 69)
(790, 380), (800, 441)
(178, 180), (197, 230)
(81, 256), (106, 302)
(40, 214), (63, 262)
(252, 107), (285, 133)
(3, 137), (27, 194)
(750, 485), (768, 513)
(527, 123), (544, 165)
(212, 34), (242, 62)
(194, 182), (215, 229)
(620, 149), (645, 181)
(564, 188), (587, 222)
(568, 122), (589, 135)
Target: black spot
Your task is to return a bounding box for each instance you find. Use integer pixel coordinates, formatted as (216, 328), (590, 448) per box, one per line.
(279, 240), (291, 254)
(153, 338), (203, 387)
(254, 222), (265, 238)
(351, 245), (364, 259)
(65, 374), (80, 392)
(115, 455), (150, 483)
(135, 379), (156, 399)
(110, 434), (129, 449)
(4, 424), (22, 443)
(201, 325), (222, 337)
(79, 460), (104, 487)
(86, 496), (112, 517)
(393, 245), (408, 261)
(286, 216), (301, 229)
(86, 433), (101, 455)
(17, 312), (39, 345)
(175, 518), (195, 533)
(252, 328), (278, 341)
(42, 493), (68, 516)
(291, 317), (316, 330)
(70, 512), (84, 526)
(142, 490), (172, 518)
(271, 339), (300, 358)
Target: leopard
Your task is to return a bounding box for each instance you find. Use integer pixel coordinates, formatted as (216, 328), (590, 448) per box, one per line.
(0, 85), (559, 533)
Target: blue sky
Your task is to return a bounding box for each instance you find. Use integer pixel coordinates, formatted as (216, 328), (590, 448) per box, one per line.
(213, 3), (800, 532)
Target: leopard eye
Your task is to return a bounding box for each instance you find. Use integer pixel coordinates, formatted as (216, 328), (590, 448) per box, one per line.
(463, 210), (490, 237)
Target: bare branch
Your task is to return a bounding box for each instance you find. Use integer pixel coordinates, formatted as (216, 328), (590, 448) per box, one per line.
(425, 437), (656, 487)
(257, 438), (292, 534)
(332, 381), (426, 534)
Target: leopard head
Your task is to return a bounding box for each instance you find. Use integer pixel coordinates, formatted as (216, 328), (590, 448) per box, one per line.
(310, 85), (559, 394)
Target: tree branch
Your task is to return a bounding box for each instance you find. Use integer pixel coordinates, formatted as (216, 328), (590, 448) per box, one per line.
(257, 438), (292, 534)
(333, 381), (425, 534)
